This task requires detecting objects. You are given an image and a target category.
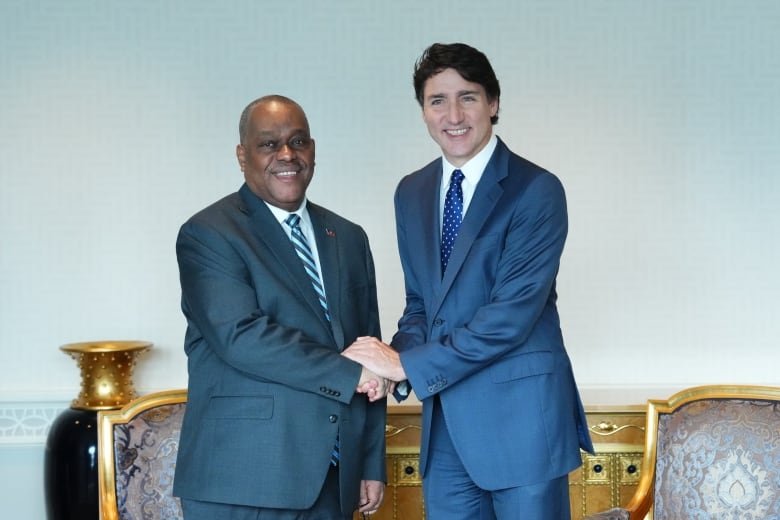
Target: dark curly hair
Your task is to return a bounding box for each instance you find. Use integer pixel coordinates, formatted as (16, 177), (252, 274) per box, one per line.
(413, 43), (501, 124)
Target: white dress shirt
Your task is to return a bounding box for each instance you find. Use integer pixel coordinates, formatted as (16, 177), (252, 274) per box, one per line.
(439, 134), (498, 229)
(264, 199), (328, 301)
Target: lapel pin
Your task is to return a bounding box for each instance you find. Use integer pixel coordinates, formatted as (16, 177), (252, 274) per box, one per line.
(325, 228), (336, 237)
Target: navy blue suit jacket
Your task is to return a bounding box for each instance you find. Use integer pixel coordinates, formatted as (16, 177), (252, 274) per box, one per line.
(393, 139), (593, 490)
(173, 184), (385, 512)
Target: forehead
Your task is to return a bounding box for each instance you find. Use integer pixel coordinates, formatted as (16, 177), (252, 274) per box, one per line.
(247, 101), (310, 136)
(423, 68), (486, 98)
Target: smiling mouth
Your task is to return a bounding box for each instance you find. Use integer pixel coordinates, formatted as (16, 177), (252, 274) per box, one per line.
(272, 171), (298, 178)
(445, 128), (468, 136)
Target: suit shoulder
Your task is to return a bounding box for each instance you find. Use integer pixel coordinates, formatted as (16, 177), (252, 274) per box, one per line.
(184, 192), (241, 222)
(505, 151), (565, 194)
(396, 157), (440, 195)
(505, 146), (551, 176)
(404, 157), (440, 183)
(179, 192), (243, 234)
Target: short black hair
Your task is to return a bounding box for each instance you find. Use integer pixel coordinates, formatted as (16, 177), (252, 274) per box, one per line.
(413, 43), (501, 124)
(238, 95), (306, 145)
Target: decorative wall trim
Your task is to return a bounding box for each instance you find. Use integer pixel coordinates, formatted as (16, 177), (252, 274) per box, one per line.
(0, 385), (691, 446)
(579, 385), (687, 406)
(0, 388), (170, 446)
(0, 401), (68, 446)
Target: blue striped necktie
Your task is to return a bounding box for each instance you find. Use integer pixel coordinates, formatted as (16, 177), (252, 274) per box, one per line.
(285, 214), (330, 322)
(284, 213), (339, 466)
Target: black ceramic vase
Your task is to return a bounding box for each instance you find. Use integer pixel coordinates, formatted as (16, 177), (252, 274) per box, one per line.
(44, 341), (151, 520)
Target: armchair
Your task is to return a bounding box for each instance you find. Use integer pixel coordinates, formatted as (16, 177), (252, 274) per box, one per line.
(586, 385), (780, 520)
(97, 389), (187, 520)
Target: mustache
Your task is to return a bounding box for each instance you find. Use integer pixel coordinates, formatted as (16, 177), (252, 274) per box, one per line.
(270, 159), (312, 172)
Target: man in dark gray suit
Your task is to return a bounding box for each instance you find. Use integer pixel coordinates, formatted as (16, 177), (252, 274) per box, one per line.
(173, 95), (387, 519)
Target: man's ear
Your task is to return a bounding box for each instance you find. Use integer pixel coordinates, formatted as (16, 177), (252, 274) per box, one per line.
(236, 144), (246, 171)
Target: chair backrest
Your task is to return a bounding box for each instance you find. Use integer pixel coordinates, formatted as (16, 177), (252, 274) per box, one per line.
(97, 389), (187, 520)
(629, 385), (780, 520)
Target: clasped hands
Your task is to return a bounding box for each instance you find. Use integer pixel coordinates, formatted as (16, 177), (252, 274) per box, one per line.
(343, 337), (407, 402)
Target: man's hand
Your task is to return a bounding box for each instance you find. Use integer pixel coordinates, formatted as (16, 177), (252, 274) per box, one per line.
(358, 479), (385, 515)
(356, 367), (393, 402)
(343, 337), (406, 382)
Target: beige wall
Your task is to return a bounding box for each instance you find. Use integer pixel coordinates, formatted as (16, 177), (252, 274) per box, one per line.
(2, 2), (779, 517)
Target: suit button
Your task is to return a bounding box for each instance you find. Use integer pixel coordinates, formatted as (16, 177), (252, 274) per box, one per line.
(329, 415), (338, 423)
(433, 318), (443, 326)
(320, 386), (327, 392)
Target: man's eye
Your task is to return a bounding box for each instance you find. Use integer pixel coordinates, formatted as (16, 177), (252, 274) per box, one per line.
(260, 141), (277, 150)
(430, 99), (443, 106)
(290, 137), (311, 149)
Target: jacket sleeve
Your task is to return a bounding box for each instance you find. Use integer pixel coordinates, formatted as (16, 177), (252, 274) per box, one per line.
(389, 181), (430, 401)
(360, 235), (388, 481)
(177, 218), (363, 403)
(399, 172), (568, 400)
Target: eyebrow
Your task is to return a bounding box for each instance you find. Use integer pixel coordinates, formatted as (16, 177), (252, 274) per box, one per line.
(253, 129), (309, 138)
(426, 89), (482, 100)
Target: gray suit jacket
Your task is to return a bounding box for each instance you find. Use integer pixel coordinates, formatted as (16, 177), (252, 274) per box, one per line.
(173, 184), (385, 513)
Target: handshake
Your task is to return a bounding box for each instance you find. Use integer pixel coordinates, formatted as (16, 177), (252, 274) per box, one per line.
(342, 337), (407, 402)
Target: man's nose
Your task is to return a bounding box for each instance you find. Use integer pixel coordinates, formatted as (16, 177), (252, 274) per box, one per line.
(447, 103), (463, 124)
(276, 143), (294, 160)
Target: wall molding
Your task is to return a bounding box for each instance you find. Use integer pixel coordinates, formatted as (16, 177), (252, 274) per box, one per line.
(0, 401), (68, 446)
(0, 385), (689, 446)
(579, 385), (686, 406)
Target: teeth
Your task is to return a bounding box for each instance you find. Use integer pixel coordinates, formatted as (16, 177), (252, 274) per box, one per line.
(275, 171), (297, 177)
(447, 128), (468, 136)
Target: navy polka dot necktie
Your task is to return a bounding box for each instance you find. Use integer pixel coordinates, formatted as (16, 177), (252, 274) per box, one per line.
(441, 169), (465, 274)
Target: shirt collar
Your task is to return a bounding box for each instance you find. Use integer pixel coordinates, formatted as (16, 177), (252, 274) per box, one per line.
(441, 134), (498, 183)
(264, 198), (310, 228)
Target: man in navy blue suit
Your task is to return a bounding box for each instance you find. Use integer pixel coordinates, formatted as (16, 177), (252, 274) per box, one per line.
(343, 43), (593, 519)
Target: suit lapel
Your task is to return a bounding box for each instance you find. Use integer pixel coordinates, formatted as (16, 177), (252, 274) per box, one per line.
(308, 204), (344, 348)
(433, 141), (509, 313)
(238, 186), (334, 340)
(415, 163), (445, 288)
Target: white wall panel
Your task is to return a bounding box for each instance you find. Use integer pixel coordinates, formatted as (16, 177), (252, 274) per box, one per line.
(1, 2), (779, 515)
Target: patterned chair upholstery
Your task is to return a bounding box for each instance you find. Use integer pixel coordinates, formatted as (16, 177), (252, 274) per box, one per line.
(586, 385), (780, 520)
(97, 389), (187, 520)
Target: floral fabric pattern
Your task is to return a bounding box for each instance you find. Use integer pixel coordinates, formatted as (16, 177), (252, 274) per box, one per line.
(654, 399), (780, 520)
(584, 507), (630, 520)
(113, 403), (185, 520)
